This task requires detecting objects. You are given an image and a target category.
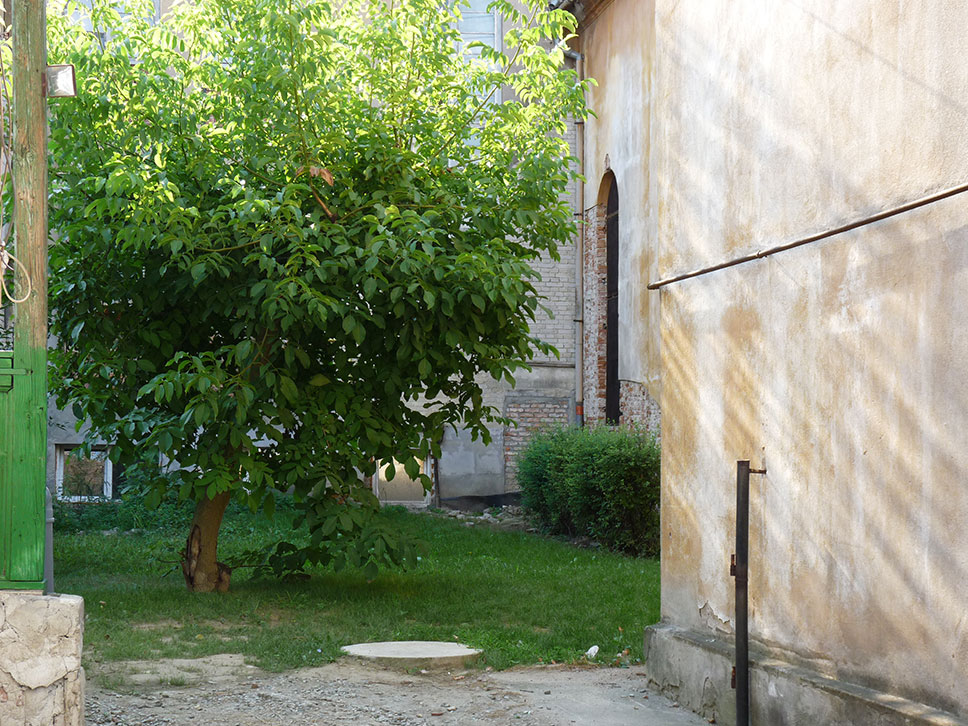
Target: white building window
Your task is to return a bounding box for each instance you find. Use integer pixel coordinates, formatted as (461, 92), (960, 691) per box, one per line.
(373, 457), (433, 506)
(455, 1), (502, 121)
(458, 0), (499, 54)
(55, 445), (113, 501)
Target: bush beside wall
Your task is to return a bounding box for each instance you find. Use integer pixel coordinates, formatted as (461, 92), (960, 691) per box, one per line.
(517, 426), (660, 556)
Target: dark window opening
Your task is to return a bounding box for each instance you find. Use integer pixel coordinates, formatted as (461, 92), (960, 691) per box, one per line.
(605, 180), (620, 424)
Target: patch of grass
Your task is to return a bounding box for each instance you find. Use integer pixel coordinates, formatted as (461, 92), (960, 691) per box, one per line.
(56, 506), (660, 673)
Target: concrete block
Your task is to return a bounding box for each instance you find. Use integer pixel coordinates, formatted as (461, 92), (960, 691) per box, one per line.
(340, 641), (482, 670)
(643, 623), (968, 726)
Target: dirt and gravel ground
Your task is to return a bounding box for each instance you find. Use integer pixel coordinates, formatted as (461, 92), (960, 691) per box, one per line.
(84, 507), (707, 724)
(85, 654), (709, 725)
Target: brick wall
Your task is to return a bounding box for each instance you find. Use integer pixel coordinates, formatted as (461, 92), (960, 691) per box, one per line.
(529, 245), (576, 365)
(582, 202), (609, 424)
(503, 396), (571, 491)
(619, 379), (660, 431)
(493, 118), (579, 493)
(581, 202), (660, 431)
(529, 118), (578, 366)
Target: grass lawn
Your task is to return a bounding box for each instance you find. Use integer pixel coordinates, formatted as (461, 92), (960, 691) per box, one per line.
(55, 502), (660, 673)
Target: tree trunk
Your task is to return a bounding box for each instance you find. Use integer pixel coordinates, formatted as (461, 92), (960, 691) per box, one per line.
(181, 490), (232, 592)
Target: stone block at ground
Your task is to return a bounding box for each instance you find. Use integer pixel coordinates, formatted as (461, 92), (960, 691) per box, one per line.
(644, 623), (968, 726)
(0, 592), (84, 726)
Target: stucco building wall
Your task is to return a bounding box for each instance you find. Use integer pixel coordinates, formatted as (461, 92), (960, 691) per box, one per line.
(652, 0), (968, 720)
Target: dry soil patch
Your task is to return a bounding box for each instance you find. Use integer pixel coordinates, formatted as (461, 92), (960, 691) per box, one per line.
(86, 655), (708, 725)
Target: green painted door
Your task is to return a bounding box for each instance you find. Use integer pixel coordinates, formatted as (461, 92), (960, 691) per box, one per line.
(0, 345), (46, 589)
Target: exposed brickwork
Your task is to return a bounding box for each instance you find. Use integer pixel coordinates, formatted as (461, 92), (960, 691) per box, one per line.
(503, 397), (571, 491)
(619, 379), (660, 433)
(581, 202), (660, 431)
(582, 202), (609, 424)
(486, 117), (580, 494)
(418, 116), (580, 498)
(529, 117), (578, 365)
(530, 243), (576, 365)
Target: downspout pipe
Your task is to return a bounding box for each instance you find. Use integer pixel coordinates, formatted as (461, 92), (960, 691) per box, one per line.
(734, 461), (751, 726)
(550, 0), (584, 426)
(564, 45), (585, 428)
(732, 461), (766, 726)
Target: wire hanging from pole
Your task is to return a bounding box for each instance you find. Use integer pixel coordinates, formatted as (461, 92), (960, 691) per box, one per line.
(0, 239), (31, 306)
(0, 24), (30, 309)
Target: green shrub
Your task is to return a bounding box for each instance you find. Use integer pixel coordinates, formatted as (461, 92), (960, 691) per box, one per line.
(517, 425), (660, 556)
(52, 496), (195, 534)
(52, 493), (298, 535)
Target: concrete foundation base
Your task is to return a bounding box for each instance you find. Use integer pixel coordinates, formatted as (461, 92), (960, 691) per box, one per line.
(643, 623), (967, 726)
(0, 592), (84, 726)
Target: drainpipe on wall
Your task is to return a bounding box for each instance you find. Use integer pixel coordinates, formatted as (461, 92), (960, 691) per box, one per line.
(564, 45), (585, 428)
(551, 0), (585, 427)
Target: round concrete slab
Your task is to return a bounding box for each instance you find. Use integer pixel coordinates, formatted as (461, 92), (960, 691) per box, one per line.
(340, 641), (482, 669)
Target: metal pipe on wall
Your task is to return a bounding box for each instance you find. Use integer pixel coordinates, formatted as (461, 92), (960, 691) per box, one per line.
(560, 41), (585, 427)
(733, 460), (751, 726)
(648, 180), (968, 290)
(574, 72), (585, 427)
(732, 459), (766, 726)
(44, 486), (54, 594)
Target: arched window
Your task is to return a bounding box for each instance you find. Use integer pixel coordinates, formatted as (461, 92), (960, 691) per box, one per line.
(605, 179), (620, 424)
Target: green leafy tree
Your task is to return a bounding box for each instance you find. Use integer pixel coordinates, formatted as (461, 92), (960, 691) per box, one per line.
(47, 0), (588, 591)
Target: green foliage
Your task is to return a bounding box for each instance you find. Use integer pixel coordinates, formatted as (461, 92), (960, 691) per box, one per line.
(236, 496), (425, 581)
(53, 496), (190, 534)
(45, 0), (588, 575)
(517, 426), (661, 556)
(52, 492), (301, 535)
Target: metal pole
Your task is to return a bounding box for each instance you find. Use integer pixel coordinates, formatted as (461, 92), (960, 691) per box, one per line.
(44, 485), (54, 594)
(571, 47), (585, 429)
(734, 460), (750, 726)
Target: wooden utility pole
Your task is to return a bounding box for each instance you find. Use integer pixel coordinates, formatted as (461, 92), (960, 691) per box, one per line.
(0, 0), (47, 589)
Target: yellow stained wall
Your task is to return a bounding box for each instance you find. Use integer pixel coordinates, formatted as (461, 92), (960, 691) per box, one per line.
(581, 0), (660, 401)
(657, 0), (968, 712)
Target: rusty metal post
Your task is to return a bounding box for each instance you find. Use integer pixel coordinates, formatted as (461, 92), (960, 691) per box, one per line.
(732, 460), (766, 725)
(733, 460), (750, 726)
